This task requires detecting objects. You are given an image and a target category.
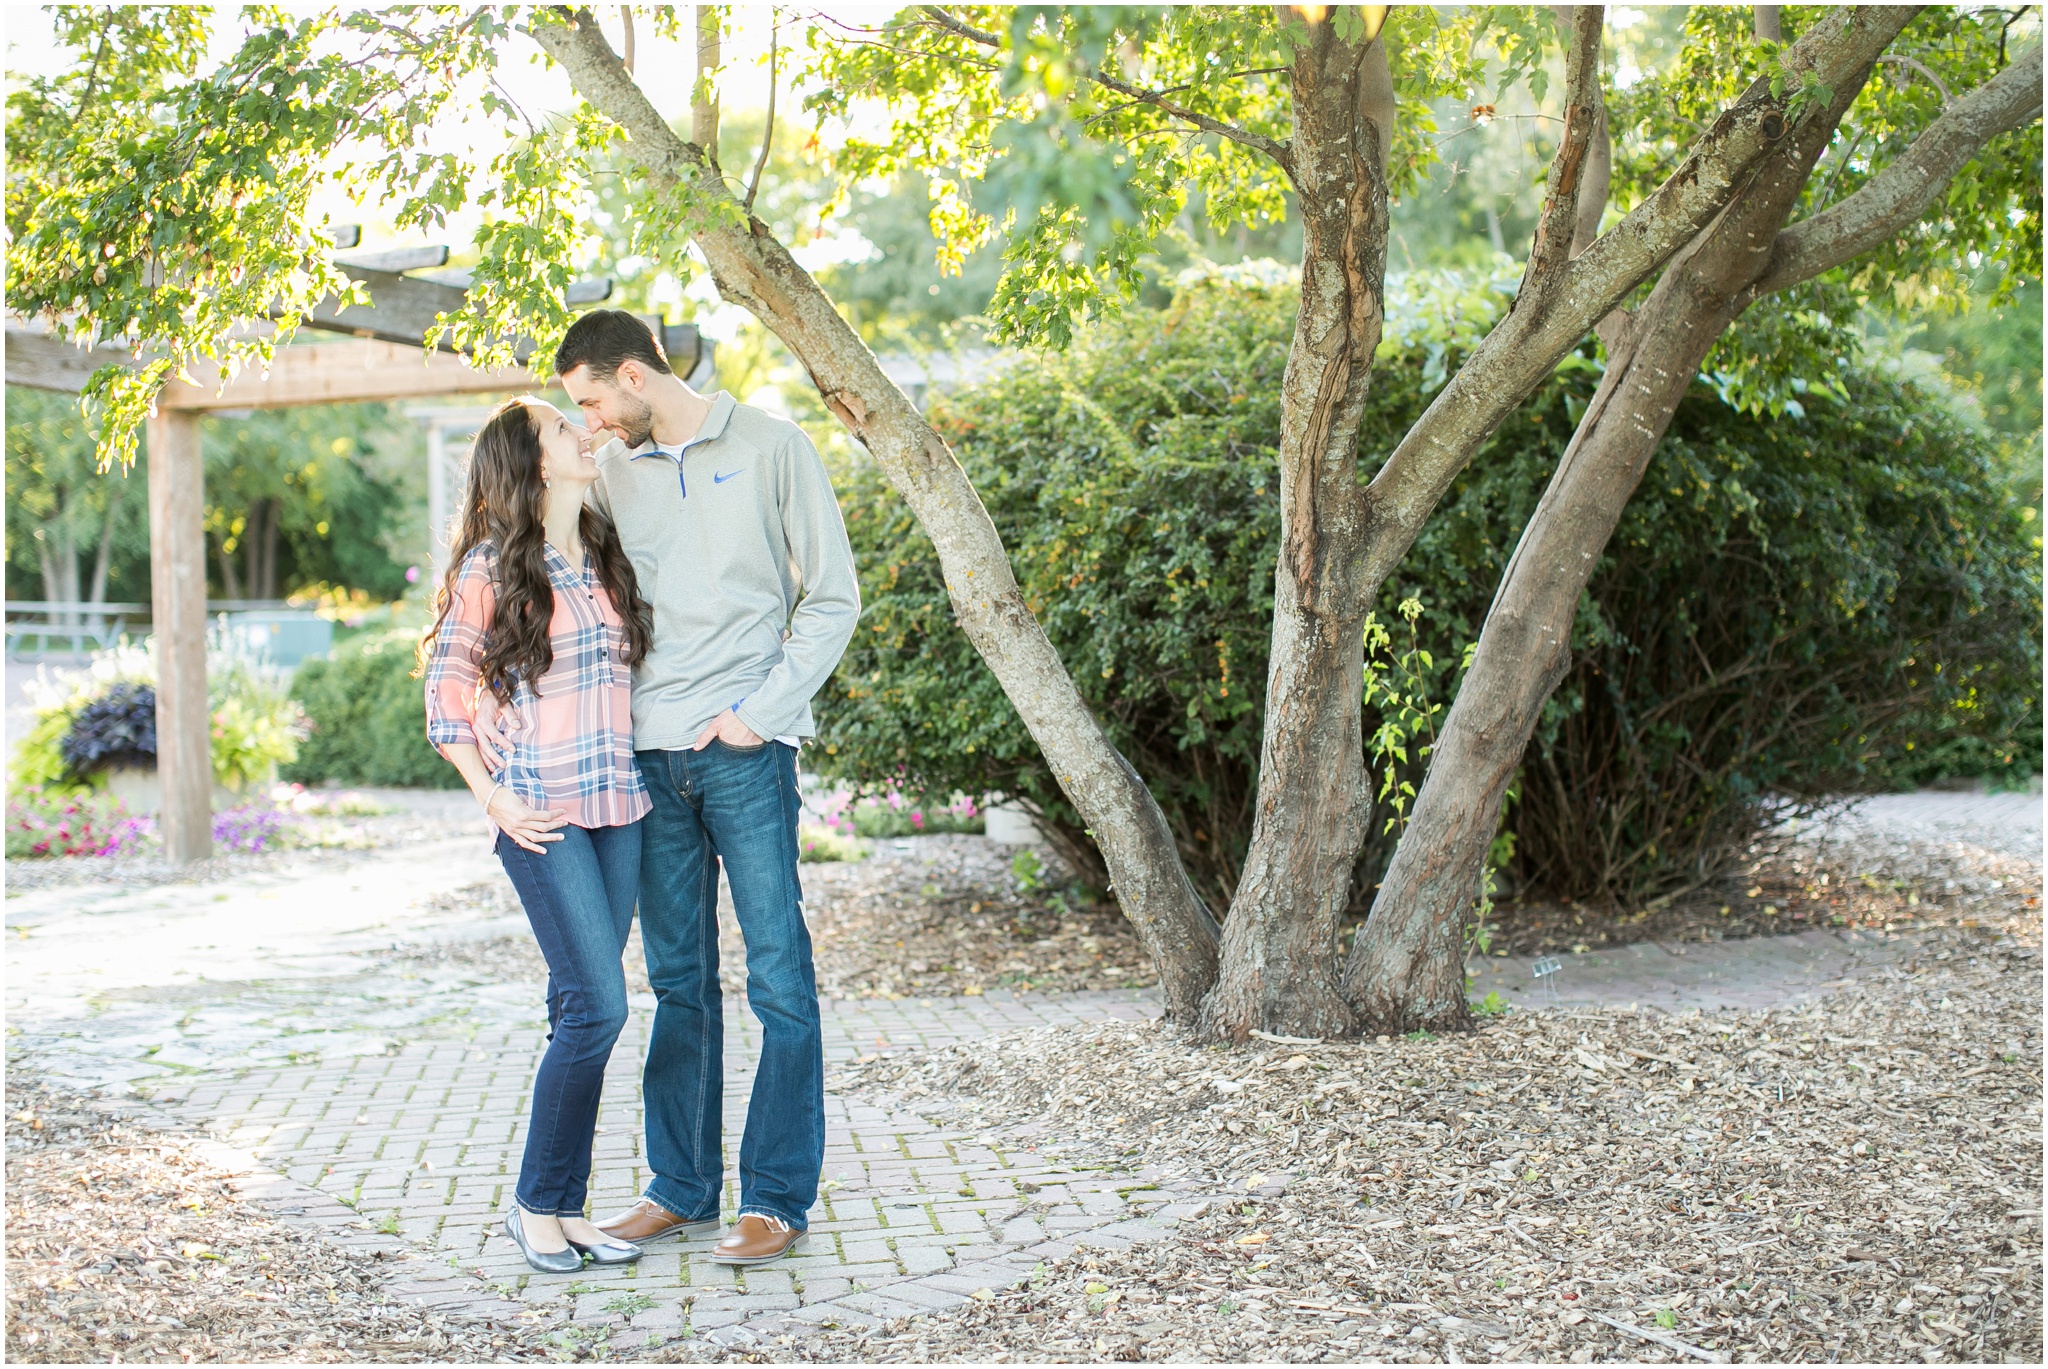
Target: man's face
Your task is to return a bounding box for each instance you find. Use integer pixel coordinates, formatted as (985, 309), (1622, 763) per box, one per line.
(561, 362), (656, 448)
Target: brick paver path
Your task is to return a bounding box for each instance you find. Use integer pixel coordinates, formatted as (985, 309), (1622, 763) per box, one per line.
(9, 789), (2038, 1351)
(136, 986), (1185, 1350)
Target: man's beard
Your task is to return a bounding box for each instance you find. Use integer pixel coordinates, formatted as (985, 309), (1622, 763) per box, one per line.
(614, 391), (656, 448)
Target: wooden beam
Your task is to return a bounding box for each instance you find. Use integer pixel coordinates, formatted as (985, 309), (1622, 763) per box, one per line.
(5, 329), (142, 392)
(305, 266), (479, 353)
(334, 245), (452, 274)
(146, 410), (212, 865)
(300, 268), (614, 356)
(9, 319), (709, 405)
(159, 340), (533, 410)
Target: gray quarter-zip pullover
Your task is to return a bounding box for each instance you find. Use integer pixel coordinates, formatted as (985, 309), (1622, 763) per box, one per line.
(588, 392), (860, 750)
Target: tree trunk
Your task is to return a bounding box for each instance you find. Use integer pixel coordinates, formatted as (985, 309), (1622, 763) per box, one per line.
(244, 498), (264, 601)
(244, 496), (279, 600)
(216, 525), (243, 600)
(530, 11), (1224, 1018)
(1194, 20), (1392, 1043)
(1343, 51), (1880, 1033)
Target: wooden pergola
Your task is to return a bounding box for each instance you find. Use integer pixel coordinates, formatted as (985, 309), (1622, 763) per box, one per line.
(6, 241), (709, 862)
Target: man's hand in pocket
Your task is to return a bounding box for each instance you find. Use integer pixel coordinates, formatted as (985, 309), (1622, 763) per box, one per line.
(692, 709), (764, 751)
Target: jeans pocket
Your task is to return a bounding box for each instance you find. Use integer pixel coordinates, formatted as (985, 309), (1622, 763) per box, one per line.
(711, 737), (769, 754)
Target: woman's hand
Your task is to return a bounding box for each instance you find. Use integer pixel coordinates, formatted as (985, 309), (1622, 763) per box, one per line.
(486, 787), (569, 854)
(473, 690), (514, 770)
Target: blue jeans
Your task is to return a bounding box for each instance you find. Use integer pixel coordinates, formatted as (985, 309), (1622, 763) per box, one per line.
(635, 740), (821, 1231)
(495, 820), (643, 1217)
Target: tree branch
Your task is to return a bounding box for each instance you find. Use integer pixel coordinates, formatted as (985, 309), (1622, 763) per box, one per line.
(531, 7), (712, 183)
(693, 3), (719, 162)
(1087, 66), (1294, 166)
(1350, 4), (1915, 611)
(1520, 6), (1607, 292)
(918, 4), (1292, 167)
(1877, 51), (1953, 106)
(745, 14), (777, 214)
(1753, 41), (2041, 296)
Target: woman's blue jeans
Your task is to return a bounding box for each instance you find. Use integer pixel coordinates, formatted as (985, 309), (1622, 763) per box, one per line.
(634, 740), (823, 1232)
(495, 819), (642, 1217)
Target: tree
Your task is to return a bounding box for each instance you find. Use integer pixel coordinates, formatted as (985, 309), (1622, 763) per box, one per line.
(199, 404), (422, 601)
(1345, 7), (2042, 1031)
(735, 2), (1914, 1040)
(4, 387), (145, 607)
(6, 4), (2024, 1038)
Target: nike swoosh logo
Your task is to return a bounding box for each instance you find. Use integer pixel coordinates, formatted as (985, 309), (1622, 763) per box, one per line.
(713, 469), (743, 484)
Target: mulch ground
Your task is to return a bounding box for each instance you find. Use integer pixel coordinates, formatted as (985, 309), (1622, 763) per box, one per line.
(1472, 815), (2039, 958)
(2, 1082), (542, 1363)
(793, 912), (2042, 1364)
(11, 813), (2040, 1364)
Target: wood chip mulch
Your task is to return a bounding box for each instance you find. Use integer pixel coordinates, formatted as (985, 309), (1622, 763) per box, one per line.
(786, 913), (2042, 1364)
(1413, 813), (2042, 959)
(2, 1082), (543, 1364)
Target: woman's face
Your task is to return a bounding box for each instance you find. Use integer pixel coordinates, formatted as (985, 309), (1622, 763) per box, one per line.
(530, 400), (598, 489)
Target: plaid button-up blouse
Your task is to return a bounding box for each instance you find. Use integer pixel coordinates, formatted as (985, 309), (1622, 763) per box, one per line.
(424, 540), (650, 831)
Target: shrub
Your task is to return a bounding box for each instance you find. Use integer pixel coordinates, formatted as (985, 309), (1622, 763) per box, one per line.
(205, 638), (306, 791)
(282, 627), (460, 788)
(849, 792), (985, 839)
(7, 633), (304, 797)
(60, 682), (157, 775)
(799, 824), (868, 863)
(813, 276), (2040, 912)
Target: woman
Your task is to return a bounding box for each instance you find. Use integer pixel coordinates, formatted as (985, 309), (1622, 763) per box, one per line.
(420, 396), (655, 1273)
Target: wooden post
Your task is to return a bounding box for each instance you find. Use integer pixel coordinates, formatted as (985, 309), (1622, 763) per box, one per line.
(147, 409), (213, 864)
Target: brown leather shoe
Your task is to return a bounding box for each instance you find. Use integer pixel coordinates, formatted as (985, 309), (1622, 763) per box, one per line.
(710, 1213), (806, 1265)
(594, 1198), (720, 1244)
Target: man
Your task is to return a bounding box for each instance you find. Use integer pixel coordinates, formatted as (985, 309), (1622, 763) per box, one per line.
(479, 309), (859, 1266)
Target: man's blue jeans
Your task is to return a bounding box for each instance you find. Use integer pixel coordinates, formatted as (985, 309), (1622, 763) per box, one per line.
(494, 820), (642, 1218)
(635, 740), (822, 1231)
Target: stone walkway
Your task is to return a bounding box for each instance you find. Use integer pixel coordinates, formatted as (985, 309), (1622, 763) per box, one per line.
(6, 788), (2038, 1352)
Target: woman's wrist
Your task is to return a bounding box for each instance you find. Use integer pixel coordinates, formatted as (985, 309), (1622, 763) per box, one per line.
(482, 780), (505, 814)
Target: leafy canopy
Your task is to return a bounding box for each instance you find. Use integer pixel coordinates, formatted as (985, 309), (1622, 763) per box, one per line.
(804, 5), (1564, 346)
(8, 5), (2038, 462)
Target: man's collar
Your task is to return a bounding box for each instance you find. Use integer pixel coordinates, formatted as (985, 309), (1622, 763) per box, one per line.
(627, 391), (735, 459)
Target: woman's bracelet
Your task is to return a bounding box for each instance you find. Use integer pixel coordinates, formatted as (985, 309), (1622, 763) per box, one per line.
(482, 780), (504, 815)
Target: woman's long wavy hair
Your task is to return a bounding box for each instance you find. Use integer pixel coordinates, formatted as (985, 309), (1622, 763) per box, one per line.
(419, 398), (653, 702)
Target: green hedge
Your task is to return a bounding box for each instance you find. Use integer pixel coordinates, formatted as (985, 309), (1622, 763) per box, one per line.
(812, 277), (2041, 912)
(281, 628), (461, 789)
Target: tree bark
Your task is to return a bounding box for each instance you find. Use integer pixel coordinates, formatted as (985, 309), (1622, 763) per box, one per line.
(1194, 18), (1392, 1043)
(1343, 30), (2039, 1033)
(530, 7), (1224, 1017)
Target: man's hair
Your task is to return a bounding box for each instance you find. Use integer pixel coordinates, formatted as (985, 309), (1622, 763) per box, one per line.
(554, 309), (672, 383)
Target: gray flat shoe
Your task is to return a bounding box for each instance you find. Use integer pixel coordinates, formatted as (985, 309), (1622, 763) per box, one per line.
(568, 1236), (643, 1265)
(506, 1208), (584, 1273)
